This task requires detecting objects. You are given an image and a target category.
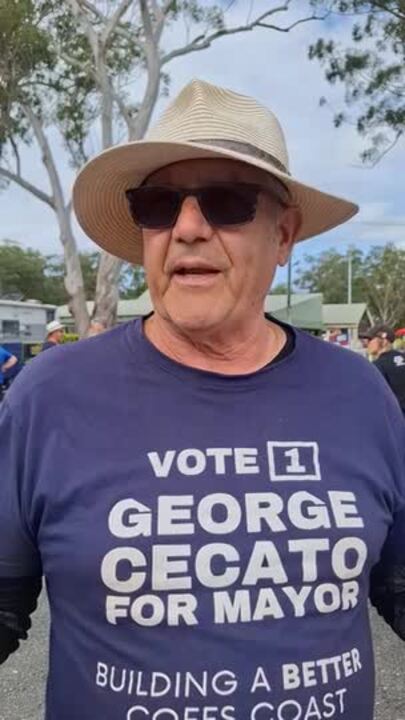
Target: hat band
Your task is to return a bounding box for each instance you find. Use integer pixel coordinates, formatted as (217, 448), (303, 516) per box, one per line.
(190, 138), (290, 175)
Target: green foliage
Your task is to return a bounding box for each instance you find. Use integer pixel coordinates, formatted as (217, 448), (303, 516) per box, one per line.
(309, 1), (405, 163)
(119, 264), (147, 299)
(0, 0), (144, 166)
(295, 243), (405, 326)
(295, 247), (365, 304)
(0, 240), (146, 304)
(270, 283), (289, 295)
(0, 239), (53, 301)
(0, 0), (55, 148)
(360, 243), (405, 324)
(61, 332), (79, 343)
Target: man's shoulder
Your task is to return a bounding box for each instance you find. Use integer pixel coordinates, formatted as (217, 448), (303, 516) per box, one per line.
(375, 349), (405, 368)
(296, 329), (374, 375)
(296, 330), (404, 419)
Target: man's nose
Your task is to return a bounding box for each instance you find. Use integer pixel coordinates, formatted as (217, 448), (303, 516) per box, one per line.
(171, 195), (213, 243)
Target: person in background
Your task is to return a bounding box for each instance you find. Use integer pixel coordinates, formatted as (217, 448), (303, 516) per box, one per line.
(86, 320), (106, 337)
(364, 324), (405, 417)
(40, 320), (65, 352)
(0, 346), (18, 401)
(393, 328), (405, 353)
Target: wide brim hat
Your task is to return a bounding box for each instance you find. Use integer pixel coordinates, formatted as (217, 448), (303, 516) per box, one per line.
(73, 79), (359, 265)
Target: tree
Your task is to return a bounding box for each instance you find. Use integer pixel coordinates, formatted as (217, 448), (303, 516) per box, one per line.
(0, 240), (99, 304)
(120, 265), (147, 299)
(270, 282), (289, 294)
(361, 243), (405, 324)
(309, 1), (405, 164)
(0, 239), (147, 304)
(0, 240), (50, 301)
(0, 0), (93, 334)
(0, 0), (328, 334)
(295, 243), (405, 326)
(44, 251), (100, 302)
(295, 247), (365, 303)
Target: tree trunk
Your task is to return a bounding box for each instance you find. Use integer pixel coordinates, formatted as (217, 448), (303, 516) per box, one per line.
(57, 203), (90, 336)
(23, 105), (90, 336)
(91, 56), (123, 328)
(92, 61), (161, 327)
(92, 251), (123, 327)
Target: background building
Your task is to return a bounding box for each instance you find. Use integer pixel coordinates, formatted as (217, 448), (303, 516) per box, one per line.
(323, 303), (373, 347)
(0, 299), (56, 365)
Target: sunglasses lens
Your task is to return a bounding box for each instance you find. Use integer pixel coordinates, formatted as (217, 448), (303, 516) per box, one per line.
(126, 187), (180, 228)
(200, 184), (258, 225)
(126, 183), (261, 229)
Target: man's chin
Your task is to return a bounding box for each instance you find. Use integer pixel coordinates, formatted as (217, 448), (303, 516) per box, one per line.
(162, 303), (228, 335)
(168, 312), (221, 334)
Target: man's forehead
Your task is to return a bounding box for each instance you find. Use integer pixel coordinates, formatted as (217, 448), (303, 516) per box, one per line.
(145, 157), (270, 185)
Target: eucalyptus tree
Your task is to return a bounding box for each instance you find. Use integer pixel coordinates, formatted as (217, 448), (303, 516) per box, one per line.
(309, 0), (405, 164)
(0, 0), (327, 332)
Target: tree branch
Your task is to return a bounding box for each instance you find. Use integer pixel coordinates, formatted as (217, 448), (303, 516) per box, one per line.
(109, 78), (136, 136)
(152, 0), (173, 41)
(140, 0), (155, 42)
(101, 0), (133, 46)
(66, 0), (99, 56)
(368, 1), (405, 22)
(76, 0), (136, 44)
(130, 0), (161, 139)
(9, 137), (21, 176)
(22, 104), (66, 211)
(161, 5), (326, 66)
(366, 130), (403, 167)
(0, 166), (55, 208)
(258, 12), (331, 33)
(77, 0), (106, 22)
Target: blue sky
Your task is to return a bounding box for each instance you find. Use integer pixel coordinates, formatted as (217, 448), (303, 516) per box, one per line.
(1, 1), (404, 288)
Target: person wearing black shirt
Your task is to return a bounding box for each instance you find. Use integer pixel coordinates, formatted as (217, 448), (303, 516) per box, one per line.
(365, 325), (405, 415)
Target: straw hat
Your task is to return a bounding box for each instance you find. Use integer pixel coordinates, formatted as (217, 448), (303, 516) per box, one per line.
(73, 79), (358, 264)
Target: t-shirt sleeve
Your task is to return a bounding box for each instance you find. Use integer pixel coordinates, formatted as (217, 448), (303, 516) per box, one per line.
(0, 348), (12, 366)
(0, 400), (42, 578)
(0, 399), (42, 662)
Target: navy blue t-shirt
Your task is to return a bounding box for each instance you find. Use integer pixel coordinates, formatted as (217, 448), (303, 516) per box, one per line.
(0, 319), (405, 720)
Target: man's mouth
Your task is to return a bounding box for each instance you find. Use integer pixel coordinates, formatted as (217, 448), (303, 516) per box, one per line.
(174, 267), (219, 275)
(171, 263), (221, 286)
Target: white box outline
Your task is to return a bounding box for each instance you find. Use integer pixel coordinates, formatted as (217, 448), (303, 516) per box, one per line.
(267, 441), (321, 481)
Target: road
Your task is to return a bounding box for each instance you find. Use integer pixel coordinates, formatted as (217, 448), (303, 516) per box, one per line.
(0, 598), (404, 719)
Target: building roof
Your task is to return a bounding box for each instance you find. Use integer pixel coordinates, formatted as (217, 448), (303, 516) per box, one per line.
(266, 293), (324, 330)
(323, 303), (368, 328)
(0, 298), (56, 309)
(57, 296), (150, 320)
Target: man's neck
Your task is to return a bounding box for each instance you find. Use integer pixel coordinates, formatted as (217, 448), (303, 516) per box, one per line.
(144, 313), (286, 375)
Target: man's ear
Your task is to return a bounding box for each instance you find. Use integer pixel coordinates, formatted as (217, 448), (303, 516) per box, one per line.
(276, 206), (302, 267)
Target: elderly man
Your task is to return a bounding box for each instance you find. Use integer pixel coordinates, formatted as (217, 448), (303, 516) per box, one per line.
(0, 80), (404, 720)
(40, 320), (65, 351)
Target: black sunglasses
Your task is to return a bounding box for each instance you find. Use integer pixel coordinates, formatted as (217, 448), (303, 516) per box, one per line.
(125, 182), (288, 230)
